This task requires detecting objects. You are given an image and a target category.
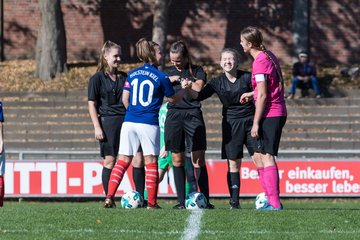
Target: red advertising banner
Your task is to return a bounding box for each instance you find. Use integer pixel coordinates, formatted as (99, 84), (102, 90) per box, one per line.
(4, 159), (360, 197)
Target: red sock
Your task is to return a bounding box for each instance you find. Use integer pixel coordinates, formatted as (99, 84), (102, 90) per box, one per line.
(257, 167), (268, 196)
(264, 165), (281, 208)
(145, 162), (159, 206)
(0, 175), (4, 207)
(106, 160), (130, 199)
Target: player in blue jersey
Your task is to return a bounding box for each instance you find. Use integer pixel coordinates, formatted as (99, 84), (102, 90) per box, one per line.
(0, 101), (5, 207)
(104, 38), (185, 209)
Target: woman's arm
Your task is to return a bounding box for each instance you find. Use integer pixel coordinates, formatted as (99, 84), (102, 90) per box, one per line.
(190, 78), (205, 92)
(88, 100), (104, 141)
(122, 90), (130, 109)
(181, 80), (199, 99)
(182, 80), (216, 101)
(251, 81), (267, 138)
(167, 89), (186, 103)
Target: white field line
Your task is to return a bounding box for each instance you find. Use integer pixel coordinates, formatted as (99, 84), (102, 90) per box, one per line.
(59, 228), (225, 235)
(2, 228), (359, 236)
(181, 209), (204, 240)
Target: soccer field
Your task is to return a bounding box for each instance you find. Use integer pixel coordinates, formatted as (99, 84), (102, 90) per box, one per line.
(1, 198), (359, 240)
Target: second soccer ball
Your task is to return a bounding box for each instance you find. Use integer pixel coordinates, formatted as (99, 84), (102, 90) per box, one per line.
(121, 190), (144, 209)
(185, 192), (208, 210)
(255, 192), (268, 209)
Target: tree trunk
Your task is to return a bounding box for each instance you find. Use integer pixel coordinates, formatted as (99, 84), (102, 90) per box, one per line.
(293, 0), (309, 59)
(152, 0), (169, 68)
(0, 0), (3, 61)
(35, 0), (67, 80)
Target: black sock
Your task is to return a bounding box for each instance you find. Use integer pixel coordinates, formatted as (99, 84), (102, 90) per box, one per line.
(102, 167), (112, 196)
(227, 171), (232, 198)
(132, 166), (145, 198)
(173, 166), (186, 206)
(185, 156), (197, 192)
(195, 166), (210, 203)
(230, 172), (240, 206)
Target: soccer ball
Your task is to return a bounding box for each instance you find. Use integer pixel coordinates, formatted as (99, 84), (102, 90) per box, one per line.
(185, 192), (208, 210)
(121, 190), (143, 209)
(255, 192), (268, 209)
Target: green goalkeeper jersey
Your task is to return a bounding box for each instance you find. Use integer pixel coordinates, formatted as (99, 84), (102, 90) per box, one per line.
(158, 102), (172, 169)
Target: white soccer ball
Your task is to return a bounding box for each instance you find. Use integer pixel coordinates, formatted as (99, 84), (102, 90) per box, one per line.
(255, 192), (268, 209)
(121, 190), (143, 209)
(185, 192), (208, 210)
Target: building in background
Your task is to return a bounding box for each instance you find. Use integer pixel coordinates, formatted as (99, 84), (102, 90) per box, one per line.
(1, 0), (359, 65)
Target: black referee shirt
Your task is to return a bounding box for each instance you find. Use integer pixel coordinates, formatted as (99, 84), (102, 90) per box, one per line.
(164, 65), (207, 110)
(88, 71), (127, 116)
(197, 70), (255, 119)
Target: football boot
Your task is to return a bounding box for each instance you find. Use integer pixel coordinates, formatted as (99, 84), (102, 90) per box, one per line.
(103, 198), (116, 208)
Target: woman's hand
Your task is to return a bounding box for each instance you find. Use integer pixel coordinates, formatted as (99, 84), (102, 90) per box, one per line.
(181, 79), (192, 89)
(251, 123), (259, 138)
(94, 126), (104, 141)
(240, 91), (254, 104)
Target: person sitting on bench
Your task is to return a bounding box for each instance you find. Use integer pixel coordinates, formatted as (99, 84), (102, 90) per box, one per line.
(288, 51), (321, 99)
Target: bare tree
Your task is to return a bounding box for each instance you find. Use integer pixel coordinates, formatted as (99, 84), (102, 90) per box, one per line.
(35, 0), (67, 80)
(152, 0), (169, 67)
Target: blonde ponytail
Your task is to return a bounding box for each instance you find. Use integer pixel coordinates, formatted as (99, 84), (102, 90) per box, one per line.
(136, 38), (157, 64)
(261, 48), (284, 91)
(241, 27), (284, 90)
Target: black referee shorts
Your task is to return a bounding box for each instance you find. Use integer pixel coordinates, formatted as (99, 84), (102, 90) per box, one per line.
(222, 115), (256, 160)
(99, 115), (124, 158)
(165, 109), (207, 153)
(255, 116), (287, 156)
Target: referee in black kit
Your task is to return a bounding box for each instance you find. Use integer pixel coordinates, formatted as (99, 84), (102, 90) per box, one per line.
(88, 41), (144, 199)
(164, 40), (213, 209)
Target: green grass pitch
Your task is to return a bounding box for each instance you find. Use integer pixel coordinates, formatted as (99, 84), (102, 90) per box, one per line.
(1, 198), (359, 240)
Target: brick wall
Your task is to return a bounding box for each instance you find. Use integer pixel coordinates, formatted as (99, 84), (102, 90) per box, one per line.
(3, 0), (359, 64)
(310, 0), (360, 64)
(3, 0), (40, 59)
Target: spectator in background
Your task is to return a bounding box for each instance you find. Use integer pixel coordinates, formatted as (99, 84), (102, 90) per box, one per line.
(0, 101), (5, 207)
(288, 51), (321, 99)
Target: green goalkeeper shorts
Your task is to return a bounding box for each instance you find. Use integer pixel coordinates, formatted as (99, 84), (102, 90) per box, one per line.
(158, 151), (173, 170)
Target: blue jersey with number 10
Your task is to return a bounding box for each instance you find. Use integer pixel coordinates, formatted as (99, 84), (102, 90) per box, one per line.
(123, 64), (175, 126)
